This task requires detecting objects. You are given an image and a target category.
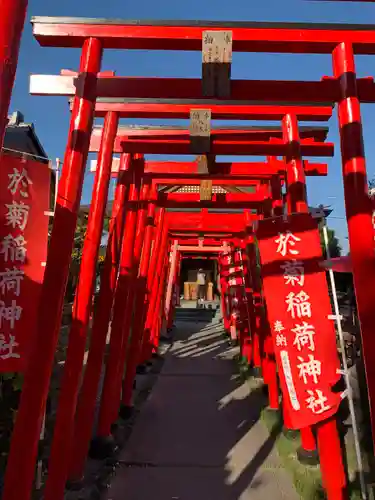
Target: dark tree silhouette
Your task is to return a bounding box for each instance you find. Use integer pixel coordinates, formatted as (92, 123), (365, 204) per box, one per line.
(320, 227), (342, 259)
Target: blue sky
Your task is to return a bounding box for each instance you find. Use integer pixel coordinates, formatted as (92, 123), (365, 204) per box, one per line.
(9, 0), (375, 253)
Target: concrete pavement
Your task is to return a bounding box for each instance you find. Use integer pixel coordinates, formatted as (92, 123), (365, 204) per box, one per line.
(104, 320), (299, 500)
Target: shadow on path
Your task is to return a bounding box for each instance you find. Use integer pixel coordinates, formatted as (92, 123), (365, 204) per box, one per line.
(103, 318), (298, 500)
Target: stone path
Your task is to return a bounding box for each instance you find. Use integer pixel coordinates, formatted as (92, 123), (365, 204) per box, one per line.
(104, 320), (299, 500)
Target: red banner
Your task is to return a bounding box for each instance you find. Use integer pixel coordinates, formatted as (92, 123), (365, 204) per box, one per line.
(257, 213), (342, 429)
(0, 154), (50, 372)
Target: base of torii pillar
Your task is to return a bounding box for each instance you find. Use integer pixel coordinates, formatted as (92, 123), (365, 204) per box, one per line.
(297, 446), (320, 466)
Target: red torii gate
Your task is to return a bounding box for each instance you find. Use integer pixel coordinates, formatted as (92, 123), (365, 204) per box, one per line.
(3, 15), (374, 500)
(83, 174), (271, 483)
(164, 208), (248, 328)
(28, 17), (375, 55)
(7, 117), (336, 499)
(93, 153), (314, 460)
(166, 207), (278, 411)
(86, 99), (340, 493)
(86, 150), (324, 470)
(155, 176), (324, 459)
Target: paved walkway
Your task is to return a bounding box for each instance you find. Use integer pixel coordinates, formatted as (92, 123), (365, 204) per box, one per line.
(105, 320), (299, 500)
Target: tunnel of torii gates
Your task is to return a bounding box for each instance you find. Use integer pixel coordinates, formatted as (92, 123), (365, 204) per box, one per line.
(2, 12), (375, 500)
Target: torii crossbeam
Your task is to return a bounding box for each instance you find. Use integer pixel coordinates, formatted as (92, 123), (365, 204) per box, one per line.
(90, 159), (328, 177)
(30, 74), (375, 102)
(31, 17), (375, 54)
(74, 97), (334, 121)
(85, 126), (334, 156)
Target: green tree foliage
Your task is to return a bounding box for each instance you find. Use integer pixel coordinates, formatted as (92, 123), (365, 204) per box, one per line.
(71, 213), (109, 265)
(71, 214), (89, 264)
(66, 211), (108, 300)
(0, 373), (23, 471)
(320, 227), (342, 259)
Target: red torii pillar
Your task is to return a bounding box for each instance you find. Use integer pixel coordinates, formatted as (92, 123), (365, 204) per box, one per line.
(282, 114), (318, 462)
(0, 0), (28, 151)
(3, 37), (103, 500)
(282, 113), (346, 496)
(69, 153), (130, 480)
(118, 175), (151, 419)
(145, 220), (170, 355)
(167, 248), (181, 332)
(227, 240), (245, 346)
(94, 155), (142, 452)
(269, 173), (284, 410)
(139, 207), (166, 365)
(226, 244), (238, 344)
(120, 193), (157, 413)
(218, 248), (231, 332)
(152, 228), (173, 350)
(264, 164), (284, 412)
(109, 158), (147, 427)
(222, 246), (236, 339)
(244, 227), (263, 373)
(258, 199), (280, 413)
(152, 242), (172, 348)
(165, 239), (179, 330)
(240, 238), (255, 365)
(175, 253), (182, 307)
(232, 246), (251, 359)
(43, 110), (119, 499)
(333, 42), (375, 446)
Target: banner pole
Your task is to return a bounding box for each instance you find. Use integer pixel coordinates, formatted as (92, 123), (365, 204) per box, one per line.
(322, 222), (367, 500)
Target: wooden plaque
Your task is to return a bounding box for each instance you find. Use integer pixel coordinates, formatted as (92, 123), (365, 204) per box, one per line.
(190, 109), (211, 154)
(202, 30), (232, 98)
